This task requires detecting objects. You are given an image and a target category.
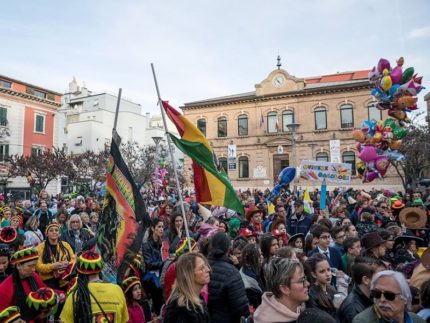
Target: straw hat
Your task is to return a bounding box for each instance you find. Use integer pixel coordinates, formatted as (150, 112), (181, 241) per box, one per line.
(399, 207), (427, 229)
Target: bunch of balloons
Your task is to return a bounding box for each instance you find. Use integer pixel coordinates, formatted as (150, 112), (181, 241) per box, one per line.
(369, 57), (424, 123)
(352, 57), (424, 183)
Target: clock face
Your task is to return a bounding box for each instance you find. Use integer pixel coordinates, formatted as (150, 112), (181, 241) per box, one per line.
(273, 75), (285, 88)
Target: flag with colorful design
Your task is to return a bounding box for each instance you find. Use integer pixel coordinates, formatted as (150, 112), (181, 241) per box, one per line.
(162, 100), (244, 215)
(97, 130), (150, 281)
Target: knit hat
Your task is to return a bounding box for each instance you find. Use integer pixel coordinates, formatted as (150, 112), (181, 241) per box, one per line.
(129, 253), (143, 274)
(26, 287), (57, 314)
(121, 276), (141, 294)
(44, 222), (60, 235)
(0, 306), (21, 323)
(209, 232), (231, 257)
(0, 227), (17, 244)
(10, 247), (38, 265)
(77, 251), (103, 274)
(175, 237), (197, 257)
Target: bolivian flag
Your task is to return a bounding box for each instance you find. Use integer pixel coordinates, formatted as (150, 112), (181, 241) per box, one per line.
(162, 101), (244, 215)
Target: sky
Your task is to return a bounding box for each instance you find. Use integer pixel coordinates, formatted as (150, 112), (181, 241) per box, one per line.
(1, 0), (429, 123)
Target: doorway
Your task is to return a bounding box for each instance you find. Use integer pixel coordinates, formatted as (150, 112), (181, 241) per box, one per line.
(273, 154), (289, 184)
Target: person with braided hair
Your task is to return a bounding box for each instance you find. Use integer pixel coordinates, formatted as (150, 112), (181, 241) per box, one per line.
(0, 247), (64, 322)
(35, 222), (75, 289)
(60, 251), (128, 323)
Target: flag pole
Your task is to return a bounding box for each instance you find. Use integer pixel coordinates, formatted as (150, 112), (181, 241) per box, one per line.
(151, 63), (193, 252)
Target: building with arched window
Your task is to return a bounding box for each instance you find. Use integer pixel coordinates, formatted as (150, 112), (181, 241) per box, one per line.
(181, 59), (402, 190)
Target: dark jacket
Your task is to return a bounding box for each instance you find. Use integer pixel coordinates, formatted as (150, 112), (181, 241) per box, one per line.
(306, 284), (337, 318)
(356, 221), (379, 238)
(287, 211), (313, 236)
(164, 296), (210, 323)
(61, 229), (93, 253)
(308, 246), (344, 271)
(240, 266), (264, 309)
(338, 286), (373, 323)
(142, 239), (163, 272)
(208, 255), (249, 323)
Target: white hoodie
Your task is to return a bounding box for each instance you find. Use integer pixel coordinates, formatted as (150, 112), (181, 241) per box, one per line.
(254, 292), (301, 323)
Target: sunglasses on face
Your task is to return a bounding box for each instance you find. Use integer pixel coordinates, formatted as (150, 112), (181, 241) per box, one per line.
(371, 289), (400, 301)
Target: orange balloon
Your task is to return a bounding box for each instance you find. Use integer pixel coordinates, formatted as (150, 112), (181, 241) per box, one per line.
(389, 140), (402, 150)
(352, 130), (366, 143)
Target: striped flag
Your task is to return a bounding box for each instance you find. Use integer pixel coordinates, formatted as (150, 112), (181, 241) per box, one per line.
(162, 100), (244, 214)
(275, 116), (280, 130)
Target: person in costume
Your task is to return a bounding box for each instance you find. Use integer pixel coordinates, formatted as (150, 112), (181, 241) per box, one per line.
(26, 287), (58, 322)
(0, 247), (63, 322)
(122, 276), (148, 323)
(60, 251), (129, 323)
(35, 223), (75, 289)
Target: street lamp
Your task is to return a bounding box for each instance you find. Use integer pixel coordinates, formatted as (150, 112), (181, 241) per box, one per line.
(287, 123), (300, 168)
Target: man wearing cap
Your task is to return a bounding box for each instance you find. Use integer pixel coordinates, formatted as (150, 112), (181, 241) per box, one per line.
(353, 270), (425, 323)
(287, 200), (312, 236)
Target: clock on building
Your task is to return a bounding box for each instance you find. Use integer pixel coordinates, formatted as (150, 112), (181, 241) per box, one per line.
(272, 75), (285, 88)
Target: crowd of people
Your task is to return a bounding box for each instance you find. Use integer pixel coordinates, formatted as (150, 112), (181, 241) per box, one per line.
(0, 185), (430, 322)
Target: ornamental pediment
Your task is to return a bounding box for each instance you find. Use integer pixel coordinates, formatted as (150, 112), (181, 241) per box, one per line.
(264, 136), (292, 147)
(255, 69), (305, 96)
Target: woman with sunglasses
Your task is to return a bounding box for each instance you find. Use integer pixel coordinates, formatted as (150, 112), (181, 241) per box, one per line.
(164, 252), (210, 323)
(305, 253), (337, 318)
(254, 257), (309, 323)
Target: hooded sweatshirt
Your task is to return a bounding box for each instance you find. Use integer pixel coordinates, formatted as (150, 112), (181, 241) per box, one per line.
(254, 292), (300, 323)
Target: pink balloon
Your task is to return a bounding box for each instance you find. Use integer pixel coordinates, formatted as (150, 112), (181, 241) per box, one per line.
(374, 155), (390, 176)
(363, 170), (379, 183)
(358, 146), (378, 163)
(390, 66), (403, 84)
(377, 58), (391, 73)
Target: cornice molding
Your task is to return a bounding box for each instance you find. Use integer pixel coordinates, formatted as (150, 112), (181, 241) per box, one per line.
(0, 88), (61, 108)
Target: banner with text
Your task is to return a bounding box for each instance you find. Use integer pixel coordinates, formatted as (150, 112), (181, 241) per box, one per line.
(300, 160), (352, 184)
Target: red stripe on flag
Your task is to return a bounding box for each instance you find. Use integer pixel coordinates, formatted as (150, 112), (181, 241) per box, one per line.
(162, 100), (185, 136)
(192, 162), (212, 202)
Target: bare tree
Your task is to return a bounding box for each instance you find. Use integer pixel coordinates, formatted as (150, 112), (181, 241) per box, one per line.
(391, 124), (430, 191)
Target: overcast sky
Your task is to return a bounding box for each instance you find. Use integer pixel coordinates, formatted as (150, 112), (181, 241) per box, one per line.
(2, 0), (429, 123)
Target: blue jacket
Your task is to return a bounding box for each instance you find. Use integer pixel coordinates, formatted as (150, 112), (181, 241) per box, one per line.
(309, 246), (344, 271)
(287, 211), (313, 236)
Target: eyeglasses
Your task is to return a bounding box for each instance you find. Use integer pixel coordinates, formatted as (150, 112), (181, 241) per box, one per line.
(371, 289), (400, 301)
(290, 276), (308, 287)
(197, 263), (211, 272)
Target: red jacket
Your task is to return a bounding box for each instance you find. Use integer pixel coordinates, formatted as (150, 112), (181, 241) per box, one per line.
(0, 272), (46, 311)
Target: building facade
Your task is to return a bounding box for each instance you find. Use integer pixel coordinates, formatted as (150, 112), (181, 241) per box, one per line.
(182, 62), (402, 191)
(0, 74), (62, 198)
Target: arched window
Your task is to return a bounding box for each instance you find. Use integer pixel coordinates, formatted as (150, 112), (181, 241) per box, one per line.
(340, 104), (354, 128)
(217, 116), (227, 137)
(316, 152), (329, 162)
(342, 151), (356, 175)
(282, 110), (294, 132)
(368, 102), (382, 121)
(218, 157), (228, 173)
(238, 114), (248, 136)
(197, 118), (206, 136)
(239, 156), (249, 178)
(267, 111), (278, 133)
(314, 106), (327, 130)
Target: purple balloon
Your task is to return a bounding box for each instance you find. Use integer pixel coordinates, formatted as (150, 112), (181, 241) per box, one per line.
(358, 145), (378, 163)
(390, 66), (403, 84)
(377, 58), (391, 74)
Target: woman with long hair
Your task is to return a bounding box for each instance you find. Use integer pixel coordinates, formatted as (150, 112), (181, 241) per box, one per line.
(164, 252), (210, 323)
(121, 276), (150, 323)
(23, 215), (44, 247)
(305, 253), (337, 317)
(60, 251), (128, 323)
(166, 213), (187, 251)
(240, 243), (264, 309)
(36, 223), (75, 289)
(142, 217), (164, 315)
(55, 208), (69, 235)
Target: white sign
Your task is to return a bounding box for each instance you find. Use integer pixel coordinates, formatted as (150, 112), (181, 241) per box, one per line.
(253, 165), (267, 178)
(277, 145), (284, 154)
(299, 160), (352, 184)
(228, 144), (236, 158)
(330, 140), (341, 163)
